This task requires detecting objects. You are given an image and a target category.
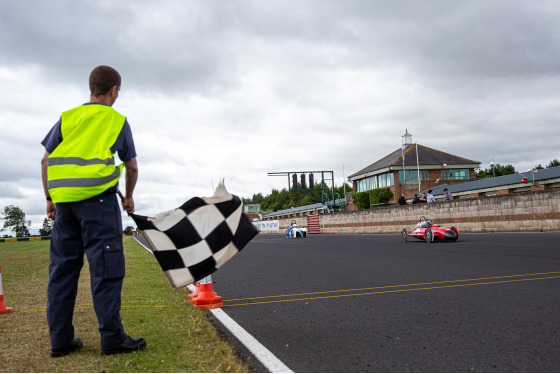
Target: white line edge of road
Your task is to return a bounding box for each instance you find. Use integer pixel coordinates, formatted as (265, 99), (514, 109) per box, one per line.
(186, 283), (293, 373)
(133, 236), (293, 373)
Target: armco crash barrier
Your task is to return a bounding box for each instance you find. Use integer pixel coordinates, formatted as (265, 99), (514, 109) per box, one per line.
(0, 266), (12, 314)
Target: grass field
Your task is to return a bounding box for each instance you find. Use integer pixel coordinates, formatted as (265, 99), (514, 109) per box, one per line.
(0, 238), (249, 373)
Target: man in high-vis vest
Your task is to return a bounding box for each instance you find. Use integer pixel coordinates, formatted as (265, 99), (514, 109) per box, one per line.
(41, 66), (146, 357)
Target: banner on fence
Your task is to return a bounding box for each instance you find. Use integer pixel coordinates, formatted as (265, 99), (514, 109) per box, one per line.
(252, 220), (279, 232)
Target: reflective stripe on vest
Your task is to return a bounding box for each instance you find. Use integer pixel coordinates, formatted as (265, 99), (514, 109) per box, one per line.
(47, 167), (121, 189)
(47, 104), (126, 203)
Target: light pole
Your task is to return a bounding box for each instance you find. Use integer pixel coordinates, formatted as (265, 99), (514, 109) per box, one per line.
(490, 160), (495, 177)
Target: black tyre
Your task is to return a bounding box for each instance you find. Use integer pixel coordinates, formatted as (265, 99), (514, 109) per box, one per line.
(401, 228), (408, 241)
(425, 228), (433, 243)
(450, 226), (458, 241)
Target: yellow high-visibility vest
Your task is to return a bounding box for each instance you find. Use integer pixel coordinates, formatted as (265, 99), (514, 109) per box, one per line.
(47, 104), (125, 203)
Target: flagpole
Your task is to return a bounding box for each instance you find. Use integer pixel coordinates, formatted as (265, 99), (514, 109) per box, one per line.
(416, 142), (420, 193)
(342, 165), (346, 201)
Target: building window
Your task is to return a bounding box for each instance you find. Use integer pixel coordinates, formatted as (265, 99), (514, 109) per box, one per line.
(442, 169), (470, 180)
(356, 172), (394, 192)
(398, 170), (429, 184)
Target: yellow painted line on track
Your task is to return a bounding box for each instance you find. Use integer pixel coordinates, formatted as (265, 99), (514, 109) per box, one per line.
(224, 271), (560, 302)
(223, 273), (560, 308)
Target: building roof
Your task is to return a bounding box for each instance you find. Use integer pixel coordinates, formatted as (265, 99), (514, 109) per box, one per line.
(262, 203), (326, 218)
(421, 166), (560, 197)
(348, 144), (480, 180)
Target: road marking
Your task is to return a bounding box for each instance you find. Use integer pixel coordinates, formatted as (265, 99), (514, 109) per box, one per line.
(224, 271), (560, 302)
(134, 237), (292, 372)
(187, 284), (293, 373)
(223, 274), (560, 307)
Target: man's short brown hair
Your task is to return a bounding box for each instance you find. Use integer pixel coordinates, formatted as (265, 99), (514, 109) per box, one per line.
(89, 65), (121, 96)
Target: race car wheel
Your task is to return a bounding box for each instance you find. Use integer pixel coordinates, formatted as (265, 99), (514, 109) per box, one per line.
(401, 228), (408, 242)
(425, 228), (433, 243)
(450, 226), (459, 241)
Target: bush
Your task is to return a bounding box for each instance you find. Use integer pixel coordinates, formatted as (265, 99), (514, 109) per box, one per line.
(351, 192), (370, 210)
(370, 188), (394, 205)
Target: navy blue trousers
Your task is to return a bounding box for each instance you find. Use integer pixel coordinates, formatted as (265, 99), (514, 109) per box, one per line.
(47, 192), (127, 350)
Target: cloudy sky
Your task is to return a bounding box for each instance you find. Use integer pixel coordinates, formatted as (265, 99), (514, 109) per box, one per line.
(1, 0), (559, 232)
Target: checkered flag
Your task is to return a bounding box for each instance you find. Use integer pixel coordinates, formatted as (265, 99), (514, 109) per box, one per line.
(130, 183), (259, 288)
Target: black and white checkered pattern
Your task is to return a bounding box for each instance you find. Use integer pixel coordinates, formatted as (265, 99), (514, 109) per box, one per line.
(130, 183), (259, 288)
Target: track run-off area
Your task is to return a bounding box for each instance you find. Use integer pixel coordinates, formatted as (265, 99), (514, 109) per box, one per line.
(210, 232), (560, 372)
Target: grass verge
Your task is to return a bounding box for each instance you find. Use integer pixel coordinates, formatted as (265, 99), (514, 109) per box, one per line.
(0, 238), (249, 373)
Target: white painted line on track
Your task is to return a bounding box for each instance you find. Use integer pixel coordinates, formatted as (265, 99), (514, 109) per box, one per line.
(188, 285), (293, 373)
(134, 237), (292, 373)
(133, 235), (153, 254)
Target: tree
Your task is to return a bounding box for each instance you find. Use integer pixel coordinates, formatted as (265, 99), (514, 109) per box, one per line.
(1, 205), (31, 238)
(123, 226), (135, 236)
(547, 159), (560, 168)
(476, 163), (516, 178)
(370, 188), (394, 205)
(351, 192), (370, 210)
(245, 182), (354, 213)
(39, 217), (54, 236)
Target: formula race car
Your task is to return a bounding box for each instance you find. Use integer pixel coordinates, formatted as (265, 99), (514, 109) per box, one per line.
(402, 216), (458, 242)
(286, 221), (307, 238)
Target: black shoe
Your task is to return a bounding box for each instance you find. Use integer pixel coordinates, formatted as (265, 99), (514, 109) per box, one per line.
(101, 336), (146, 355)
(51, 337), (83, 358)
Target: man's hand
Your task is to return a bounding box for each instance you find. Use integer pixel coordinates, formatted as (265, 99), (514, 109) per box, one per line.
(46, 200), (56, 220)
(121, 195), (135, 214)
(121, 158), (138, 214)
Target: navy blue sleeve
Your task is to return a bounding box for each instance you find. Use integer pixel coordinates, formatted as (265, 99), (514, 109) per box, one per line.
(111, 119), (137, 162)
(41, 119), (63, 153)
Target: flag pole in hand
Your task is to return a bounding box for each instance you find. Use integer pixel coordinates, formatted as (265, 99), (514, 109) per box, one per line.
(118, 190), (130, 215)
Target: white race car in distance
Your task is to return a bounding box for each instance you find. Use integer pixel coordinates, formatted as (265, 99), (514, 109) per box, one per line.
(286, 221), (307, 238)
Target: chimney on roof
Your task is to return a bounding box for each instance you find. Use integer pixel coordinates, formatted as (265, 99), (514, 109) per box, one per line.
(402, 129), (412, 149)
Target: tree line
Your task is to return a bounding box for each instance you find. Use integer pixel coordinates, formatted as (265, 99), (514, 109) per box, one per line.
(475, 159), (560, 178)
(1, 205), (135, 238)
(0, 205), (52, 237)
(242, 183), (352, 213)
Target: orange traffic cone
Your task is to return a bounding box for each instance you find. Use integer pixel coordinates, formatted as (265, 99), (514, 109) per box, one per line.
(0, 266), (12, 314)
(188, 282), (201, 303)
(191, 276), (223, 310)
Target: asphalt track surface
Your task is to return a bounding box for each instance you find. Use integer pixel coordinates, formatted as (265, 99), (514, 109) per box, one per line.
(208, 232), (560, 372)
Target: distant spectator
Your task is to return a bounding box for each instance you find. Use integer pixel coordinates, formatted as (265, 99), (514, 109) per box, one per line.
(412, 193), (421, 204)
(420, 193), (427, 203)
(443, 188), (453, 201)
(427, 190), (436, 203)
(398, 194), (407, 205)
